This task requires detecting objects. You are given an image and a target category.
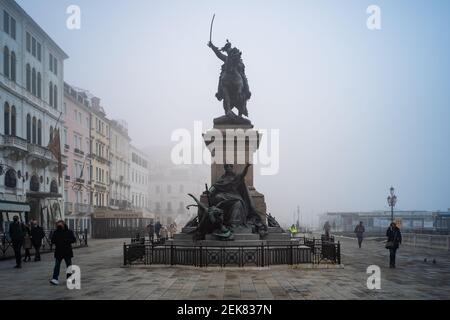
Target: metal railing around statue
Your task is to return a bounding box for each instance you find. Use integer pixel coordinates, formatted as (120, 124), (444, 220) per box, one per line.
(0, 229), (88, 260)
(123, 235), (341, 267)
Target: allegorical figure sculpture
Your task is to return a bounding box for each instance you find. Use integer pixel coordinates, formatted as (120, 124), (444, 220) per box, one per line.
(208, 39), (252, 119)
(186, 164), (267, 240)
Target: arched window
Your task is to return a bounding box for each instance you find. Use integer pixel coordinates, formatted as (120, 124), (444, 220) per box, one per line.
(26, 64), (31, 92)
(11, 106), (16, 136)
(37, 73), (42, 98)
(50, 180), (58, 193)
(37, 120), (42, 145)
(49, 82), (53, 107)
(3, 46), (9, 78)
(32, 117), (37, 144)
(53, 85), (58, 109)
(30, 175), (40, 192)
(3, 102), (10, 135)
(5, 169), (17, 188)
(10, 51), (16, 82)
(32, 68), (36, 95)
(26, 114), (31, 142)
(49, 126), (54, 143)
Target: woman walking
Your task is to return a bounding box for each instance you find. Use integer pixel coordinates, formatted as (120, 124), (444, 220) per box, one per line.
(386, 222), (402, 268)
(23, 224), (32, 262)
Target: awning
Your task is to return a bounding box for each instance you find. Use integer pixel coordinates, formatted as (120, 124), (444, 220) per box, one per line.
(0, 201), (31, 213)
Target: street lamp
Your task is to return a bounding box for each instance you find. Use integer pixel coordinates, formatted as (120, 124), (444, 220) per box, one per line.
(387, 187), (397, 222)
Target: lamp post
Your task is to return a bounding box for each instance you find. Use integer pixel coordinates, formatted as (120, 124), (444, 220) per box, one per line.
(387, 187), (397, 222)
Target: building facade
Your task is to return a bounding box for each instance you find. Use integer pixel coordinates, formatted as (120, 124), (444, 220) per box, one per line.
(129, 145), (149, 213)
(109, 119), (131, 210)
(148, 164), (208, 226)
(89, 97), (110, 209)
(62, 82), (92, 232)
(0, 0), (68, 231)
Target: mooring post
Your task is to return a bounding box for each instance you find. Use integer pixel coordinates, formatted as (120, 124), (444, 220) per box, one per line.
(261, 242), (265, 267)
(123, 242), (127, 266)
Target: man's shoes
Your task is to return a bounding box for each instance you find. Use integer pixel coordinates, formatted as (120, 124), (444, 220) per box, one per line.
(49, 279), (59, 285)
(14, 265), (21, 269)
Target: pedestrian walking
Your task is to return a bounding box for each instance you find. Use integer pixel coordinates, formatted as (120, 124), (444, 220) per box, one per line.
(386, 222), (402, 268)
(30, 220), (45, 261)
(155, 220), (162, 240)
(23, 224), (32, 262)
(9, 216), (26, 269)
(354, 221), (365, 248)
(49, 221), (76, 285)
(323, 221), (331, 240)
(147, 222), (155, 242)
(160, 226), (168, 243)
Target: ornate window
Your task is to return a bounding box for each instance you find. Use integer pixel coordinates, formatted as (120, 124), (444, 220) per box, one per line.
(30, 175), (40, 192)
(32, 68), (37, 95)
(49, 82), (53, 107)
(37, 73), (42, 98)
(50, 180), (58, 194)
(26, 64), (31, 91)
(32, 117), (37, 144)
(3, 102), (10, 135)
(26, 114), (31, 142)
(37, 120), (42, 145)
(10, 51), (16, 82)
(3, 46), (9, 78)
(53, 85), (58, 109)
(11, 106), (16, 136)
(5, 169), (17, 188)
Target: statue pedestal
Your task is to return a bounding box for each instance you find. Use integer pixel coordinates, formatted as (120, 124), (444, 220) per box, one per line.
(201, 121), (268, 224)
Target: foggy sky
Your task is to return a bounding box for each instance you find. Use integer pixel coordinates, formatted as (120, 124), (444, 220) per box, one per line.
(17, 0), (450, 225)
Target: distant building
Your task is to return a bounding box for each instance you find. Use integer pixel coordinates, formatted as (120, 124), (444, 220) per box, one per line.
(89, 97), (110, 208)
(129, 145), (149, 212)
(109, 119), (131, 210)
(319, 210), (450, 234)
(1, 0), (68, 231)
(62, 83), (92, 233)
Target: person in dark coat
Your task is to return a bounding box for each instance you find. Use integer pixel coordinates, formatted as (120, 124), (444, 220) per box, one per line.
(386, 222), (402, 268)
(23, 224), (32, 262)
(354, 221), (366, 248)
(155, 221), (162, 240)
(50, 220), (76, 285)
(9, 216), (26, 269)
(30, 220), (45, 261)
(147, 222), (155, 242)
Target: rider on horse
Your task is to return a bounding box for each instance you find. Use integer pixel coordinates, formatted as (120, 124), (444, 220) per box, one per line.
(208, 40), (251, 117)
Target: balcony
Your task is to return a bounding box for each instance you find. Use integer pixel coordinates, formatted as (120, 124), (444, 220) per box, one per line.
(1, 135), (28, 152)
(27, 144), (56, 163)
(75, 203), (92, 215)
(74, 148), (85, 156)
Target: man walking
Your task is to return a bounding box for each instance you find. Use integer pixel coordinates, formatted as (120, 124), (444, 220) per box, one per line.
(50, 220), (76, 285)
(354, 221), (365, 248)
(30, 220), (45, 261)
(9, 216), (26, 269)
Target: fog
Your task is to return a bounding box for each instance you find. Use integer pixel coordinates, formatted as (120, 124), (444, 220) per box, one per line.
(18, 0), (450, 226)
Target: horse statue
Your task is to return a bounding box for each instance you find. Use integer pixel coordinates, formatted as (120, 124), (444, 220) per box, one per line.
(208, 40), (252, 119)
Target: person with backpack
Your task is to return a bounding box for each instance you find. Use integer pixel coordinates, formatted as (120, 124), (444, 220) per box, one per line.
(9, 216), (26, 269)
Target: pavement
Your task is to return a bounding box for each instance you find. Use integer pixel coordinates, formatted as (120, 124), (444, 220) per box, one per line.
(0, 237), (449, 300)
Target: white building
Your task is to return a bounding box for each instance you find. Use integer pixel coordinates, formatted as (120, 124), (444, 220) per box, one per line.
(109, 119), (131, 209)
(0, 0), (68, 231)
(129, 145), (149, 212)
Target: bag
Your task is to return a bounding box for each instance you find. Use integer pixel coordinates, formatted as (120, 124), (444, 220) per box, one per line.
(385, 241), (394, 249)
